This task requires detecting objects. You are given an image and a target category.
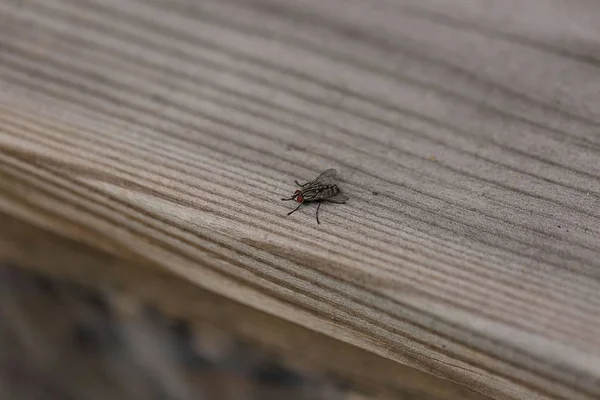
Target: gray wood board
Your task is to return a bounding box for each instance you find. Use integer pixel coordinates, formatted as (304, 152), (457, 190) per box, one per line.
(1, 0), (599, 399)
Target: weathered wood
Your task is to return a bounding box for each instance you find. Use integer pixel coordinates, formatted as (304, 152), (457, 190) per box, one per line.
(0, 0), (599, 398)
(0, 211), (489, 400)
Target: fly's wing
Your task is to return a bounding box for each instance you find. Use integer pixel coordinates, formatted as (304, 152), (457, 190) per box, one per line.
(310, 169), (337, 186)
(324, 193), (349, 203)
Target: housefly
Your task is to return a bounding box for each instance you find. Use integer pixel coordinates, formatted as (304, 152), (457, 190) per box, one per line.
(281, 168), (349, 224)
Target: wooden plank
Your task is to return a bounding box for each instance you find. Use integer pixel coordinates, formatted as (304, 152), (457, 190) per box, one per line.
(0, 211), (489, 400)
(0, 0), (599, 398)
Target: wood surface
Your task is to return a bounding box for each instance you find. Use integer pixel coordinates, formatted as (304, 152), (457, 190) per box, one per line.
(0, 211), (488, 400)
(0, 0), (599, 399)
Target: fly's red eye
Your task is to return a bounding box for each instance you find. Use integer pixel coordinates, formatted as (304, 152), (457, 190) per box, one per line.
(296, 195), (303, 203)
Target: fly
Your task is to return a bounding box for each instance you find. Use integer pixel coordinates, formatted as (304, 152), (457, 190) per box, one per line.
(281, 168), (349, 224)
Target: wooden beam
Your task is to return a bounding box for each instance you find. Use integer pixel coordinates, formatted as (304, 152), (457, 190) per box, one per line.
(1, 0), (599, 398)
(0, 212), (489, 400)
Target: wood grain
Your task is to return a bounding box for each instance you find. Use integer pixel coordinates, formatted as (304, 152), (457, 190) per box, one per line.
(0, 211), (489, 400)
(0, 0), (599, 398)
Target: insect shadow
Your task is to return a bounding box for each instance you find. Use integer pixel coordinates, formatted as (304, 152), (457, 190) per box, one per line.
(281, 169), (349, 224)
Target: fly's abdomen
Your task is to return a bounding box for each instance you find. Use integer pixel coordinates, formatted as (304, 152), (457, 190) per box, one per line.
(312, 185), (339, 200)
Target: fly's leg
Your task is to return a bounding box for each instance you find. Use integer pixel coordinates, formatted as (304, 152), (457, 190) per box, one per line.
(295, 180), (311, 187)
(315, 202), (322, 224)
(287, 202), (303, 216)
